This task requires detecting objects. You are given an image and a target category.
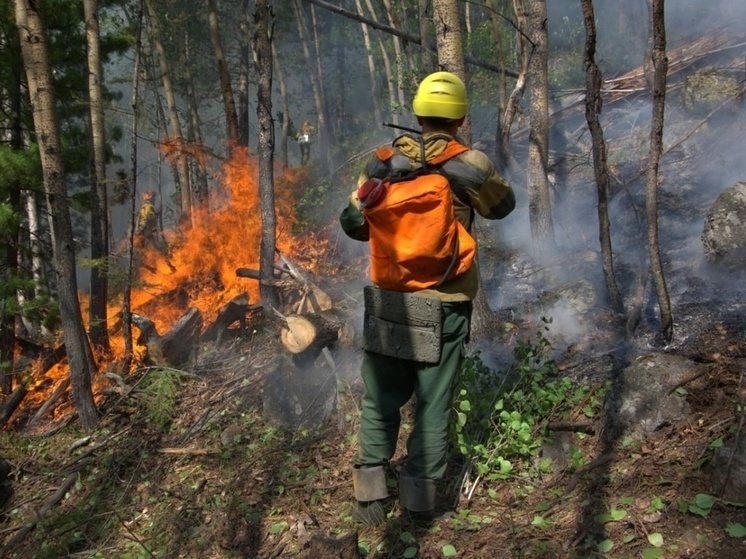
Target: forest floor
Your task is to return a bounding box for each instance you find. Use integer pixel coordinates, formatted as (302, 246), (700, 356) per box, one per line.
(1, 294), (745, 559)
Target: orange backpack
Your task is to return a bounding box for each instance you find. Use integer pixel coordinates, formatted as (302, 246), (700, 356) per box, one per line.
(357, 139), (476, 292)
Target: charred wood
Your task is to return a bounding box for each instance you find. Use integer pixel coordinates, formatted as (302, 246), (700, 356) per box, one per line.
(133, 308), (203, 367)
(201, 294), (250, 344)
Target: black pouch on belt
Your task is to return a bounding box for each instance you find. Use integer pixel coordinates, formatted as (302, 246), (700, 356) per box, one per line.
(362, 285), (443, 364)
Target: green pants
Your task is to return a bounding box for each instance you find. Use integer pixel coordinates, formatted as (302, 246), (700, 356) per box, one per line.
(355, 301), (470, 480)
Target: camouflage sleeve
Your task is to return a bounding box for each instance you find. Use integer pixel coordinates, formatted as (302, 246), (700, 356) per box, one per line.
(444, 150), (516, 220)
(339, 190), (369, 241)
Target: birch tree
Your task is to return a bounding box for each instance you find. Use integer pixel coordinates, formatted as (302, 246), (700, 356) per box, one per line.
(13, 0), (99, 430)
(84, 0), (110, 351)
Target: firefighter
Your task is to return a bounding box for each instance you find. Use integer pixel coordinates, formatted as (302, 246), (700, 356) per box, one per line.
(296, 120), (315, 165)
(134, 190), (175, 272)
(134, 191), (159, 251)
(339, 72), (516, 524)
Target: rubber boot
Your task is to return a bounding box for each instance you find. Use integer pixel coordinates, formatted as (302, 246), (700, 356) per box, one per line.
(399, 472), (437, 519)
(352, 466), (389, 525)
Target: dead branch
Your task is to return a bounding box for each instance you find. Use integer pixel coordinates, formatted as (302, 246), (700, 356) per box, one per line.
(157, 447), (220, 455)
(28, 377), (70, 427)
(0, 472), (79, 557)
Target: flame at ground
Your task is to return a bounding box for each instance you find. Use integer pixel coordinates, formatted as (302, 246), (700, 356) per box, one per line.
(124, 148), (302, 336)
(15, 150), (332, 419)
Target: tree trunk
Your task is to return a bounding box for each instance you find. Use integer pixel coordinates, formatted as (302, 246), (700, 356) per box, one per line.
(181, 29), (210, 204)
(0, 77), (23, 394)
(382, 0), (407, 116)
(144, 0), (192, 222)
(237, 0), (251, 147)
(293, 0), (331, 171)
(354, 0), (383, 129)
(13, 0), (100, 430)
(363, 0), (398, 128)
(418, 0), (435, 73)
(254, 0), (279, 314)
(122, 1), (145, 372)
(273, 42), (291, 168)
(646, 0), (673, 343)
(433, 0), (471, 143)
(84, 0), (110, 351)
(580, 0), (624, 314)
(526, 0), (556, 254)
(207, 0), (239, 151)
(486, 0), (509, 171)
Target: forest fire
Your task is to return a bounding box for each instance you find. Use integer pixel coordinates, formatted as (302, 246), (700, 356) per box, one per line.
(124, 147), (299, 333)
(12, 149), (331, 424)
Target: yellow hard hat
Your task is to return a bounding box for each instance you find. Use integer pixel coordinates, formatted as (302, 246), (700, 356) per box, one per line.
(412, 71), (468, 120)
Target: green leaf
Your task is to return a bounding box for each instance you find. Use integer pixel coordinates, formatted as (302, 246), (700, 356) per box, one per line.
(442, 544), (457, 557)
(459, 400), (471, 412)
(650, 497), (665, 511)
(694, 493), (714, 510)
(400, 532), (416, 544)
(403, 547), (418, 558)
(726, 522), (746, 538)
(269, 522), (286, 534)
(597, 539), (613, 553)
(594, 509), (627, 524)
(642, 548), (662, 559)
(647, 533), (664, 547)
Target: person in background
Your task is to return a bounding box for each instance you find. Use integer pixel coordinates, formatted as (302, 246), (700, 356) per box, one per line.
(134, 190), (175, 272)
(296, 120), (315, 165)
(134, 190), (159, 251)
(339, 71), (516, 524)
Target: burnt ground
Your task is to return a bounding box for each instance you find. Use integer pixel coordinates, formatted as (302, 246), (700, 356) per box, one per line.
(1, 265), (745, 559)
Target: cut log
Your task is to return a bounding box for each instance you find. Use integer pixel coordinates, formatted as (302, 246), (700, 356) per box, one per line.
(201, 293), (250, 343)
(280, 315), (318, 354)
(279, 313), (339, 356)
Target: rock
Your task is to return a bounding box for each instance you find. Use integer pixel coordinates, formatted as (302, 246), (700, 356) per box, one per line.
(702, 181), (746, 273)
(612, 353), (702, 437)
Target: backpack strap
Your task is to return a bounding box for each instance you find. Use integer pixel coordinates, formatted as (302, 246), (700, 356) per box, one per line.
(427, 140), (469, 166)
(374, 146), (396, 162)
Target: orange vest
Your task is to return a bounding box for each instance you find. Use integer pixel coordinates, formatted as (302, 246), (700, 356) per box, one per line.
(358, 141), (476, 291)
